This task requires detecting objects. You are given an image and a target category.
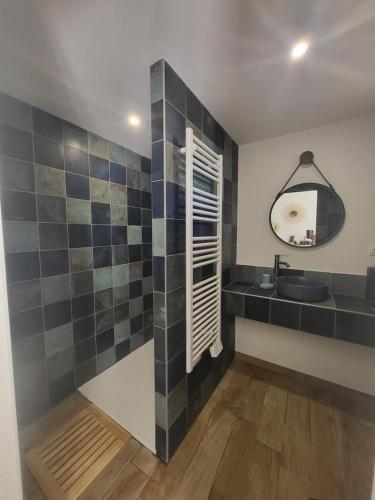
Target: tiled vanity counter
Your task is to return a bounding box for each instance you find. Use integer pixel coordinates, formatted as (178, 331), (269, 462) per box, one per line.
(223, 281), (375, 348)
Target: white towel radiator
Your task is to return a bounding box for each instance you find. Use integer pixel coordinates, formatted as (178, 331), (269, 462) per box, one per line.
(182, 127), (223, 373)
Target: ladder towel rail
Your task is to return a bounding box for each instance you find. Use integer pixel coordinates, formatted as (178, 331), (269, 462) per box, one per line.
(183, 127), (223, 373)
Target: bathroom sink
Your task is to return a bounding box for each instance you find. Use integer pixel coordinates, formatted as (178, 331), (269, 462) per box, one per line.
(276, 276), (329, 302)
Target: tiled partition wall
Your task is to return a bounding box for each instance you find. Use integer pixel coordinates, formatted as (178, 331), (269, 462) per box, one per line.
(0, 92), (153, 425)
(150, 60), (238, 462)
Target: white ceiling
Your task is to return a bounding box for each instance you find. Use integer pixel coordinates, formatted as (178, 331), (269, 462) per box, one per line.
(0, 0), (374, 156)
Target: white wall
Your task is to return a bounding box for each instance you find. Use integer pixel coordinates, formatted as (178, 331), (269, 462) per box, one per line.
(238, 113), (375, 275)
(236, 114), (375, 394)
(0, 213), (23, 499)
(236, 319), (375, 396)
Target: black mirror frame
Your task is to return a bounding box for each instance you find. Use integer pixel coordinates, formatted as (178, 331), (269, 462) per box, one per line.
(269, 182), (346, 249)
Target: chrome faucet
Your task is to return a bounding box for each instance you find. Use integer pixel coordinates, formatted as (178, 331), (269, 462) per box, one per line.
(274, 254), (290, 278)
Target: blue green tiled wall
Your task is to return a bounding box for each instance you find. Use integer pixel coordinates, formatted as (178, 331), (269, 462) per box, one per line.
(0, 92), (153, 425)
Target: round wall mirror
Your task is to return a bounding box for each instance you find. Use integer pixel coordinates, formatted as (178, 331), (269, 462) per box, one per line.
(269, 183), (345, 248)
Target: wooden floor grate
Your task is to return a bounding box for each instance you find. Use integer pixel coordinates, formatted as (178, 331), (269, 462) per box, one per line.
(23, 404), (131, 500)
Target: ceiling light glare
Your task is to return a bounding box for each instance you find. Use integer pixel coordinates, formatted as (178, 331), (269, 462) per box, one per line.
(128, 114), (141, 127)
(290, 40), (309, 60)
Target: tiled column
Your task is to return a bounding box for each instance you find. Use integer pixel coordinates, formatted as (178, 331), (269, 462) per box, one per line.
(150, 60), (238, 462)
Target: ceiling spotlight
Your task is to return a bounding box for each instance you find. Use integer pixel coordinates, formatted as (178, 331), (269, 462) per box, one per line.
(290, 40), (309, 60)
(128, 114), (141, 127)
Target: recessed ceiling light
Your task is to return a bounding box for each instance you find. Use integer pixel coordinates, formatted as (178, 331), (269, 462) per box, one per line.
(290, 40), (309, 60)
(128, 114), (141, 127)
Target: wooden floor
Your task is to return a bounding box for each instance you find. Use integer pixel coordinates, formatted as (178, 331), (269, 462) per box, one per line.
(21, 354), (375, 500)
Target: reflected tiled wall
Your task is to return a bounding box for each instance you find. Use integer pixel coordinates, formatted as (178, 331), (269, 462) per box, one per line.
(0, 92), (153, 424)
(150, 60), (238, 462)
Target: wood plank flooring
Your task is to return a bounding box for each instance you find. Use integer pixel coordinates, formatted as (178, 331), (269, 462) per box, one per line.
(21, 354), (375, 500)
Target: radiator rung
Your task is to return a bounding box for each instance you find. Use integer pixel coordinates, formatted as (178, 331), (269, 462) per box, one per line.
(193, 311), (219, 332)
(193, 251), (219, 262)
(193, 187), (218, 200)
(193, 242), (219, 250)
(193, 278), (219, 297)
(193, 301), (217, 323)
(193, 329), (219, 357)
(193, 292), (219, 314)
(193, 216), (219, 223)
(193, 136), (220, 161)
(192, 320), (219, 346)
(193, 202), (218, 213)
(193, 164), (219, 182)
(193, 208), (218, 217)
(193, 194), (218, 206)
(193, 235), (219, 241)
(193, 274), (218, 289)
(192, 257), (219, 269)
(193, 156), (220, 178)
(194, 149), (220, 171)
(193, 247), (219, 257)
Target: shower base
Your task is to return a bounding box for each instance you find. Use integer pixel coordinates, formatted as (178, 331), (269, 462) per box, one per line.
(79, 339), (155, 453)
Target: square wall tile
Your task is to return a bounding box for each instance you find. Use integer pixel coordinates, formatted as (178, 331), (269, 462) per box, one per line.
(7, 279), (42, 314)
(35, 165), (65, 196)
(335, 311), (375, 347)
(71, 271), (93, 296)
(48, 371), (75, 406)
(244, 295), (269, 322)
(39, 223), (67, 250)
(10, 307), (43, 341)
(3, 221), (38, 252)
(91, 178), (110, 203)
(150, 60), (164, 104)
(34, 135), (64, 170)
(166, 254), (185, 291)
(6, 252), (40, 283)
(301, 306), (335, 337)
(0, 92), (32, 132)
(67, 198), (91, 224)
(45, 323), (74, 358)
(152, 100), (163, 143)
(0, 123), (33, 162)
(110, 163), (127, 185)
(165, 62), (186, 115)
(73, 315), (95, 344)
(109, 142), (126, 165)
(223, 292), (244, 317)
(12, 333), (45, 368)
(76, 358), (97, 386)
(69, 247), (93, 273)
(152, 141), (164, 182)
(42, 274), (71, 305)
(88, 133), (108, 159)
(0, 156), (35, 192)
(44, 299), (72, 331)
(37, 195), (66, 223)
(165, 102), (185, 148)
(40, 249), (69, 277)
(93, 225), (111, 247)
(63, 122), (88, 151)
(94, 267), (113, 291)
(33, 108), (63, 141)
(270, 300), (300, 330)
(1, 189), (37, 221)
(66, 173), (90, 200)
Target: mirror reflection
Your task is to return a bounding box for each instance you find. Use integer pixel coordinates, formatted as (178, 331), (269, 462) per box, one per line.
(270, 183), (345, 248)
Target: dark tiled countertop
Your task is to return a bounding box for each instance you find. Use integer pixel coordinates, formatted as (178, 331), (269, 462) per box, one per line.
(222, 281), (375, 348)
